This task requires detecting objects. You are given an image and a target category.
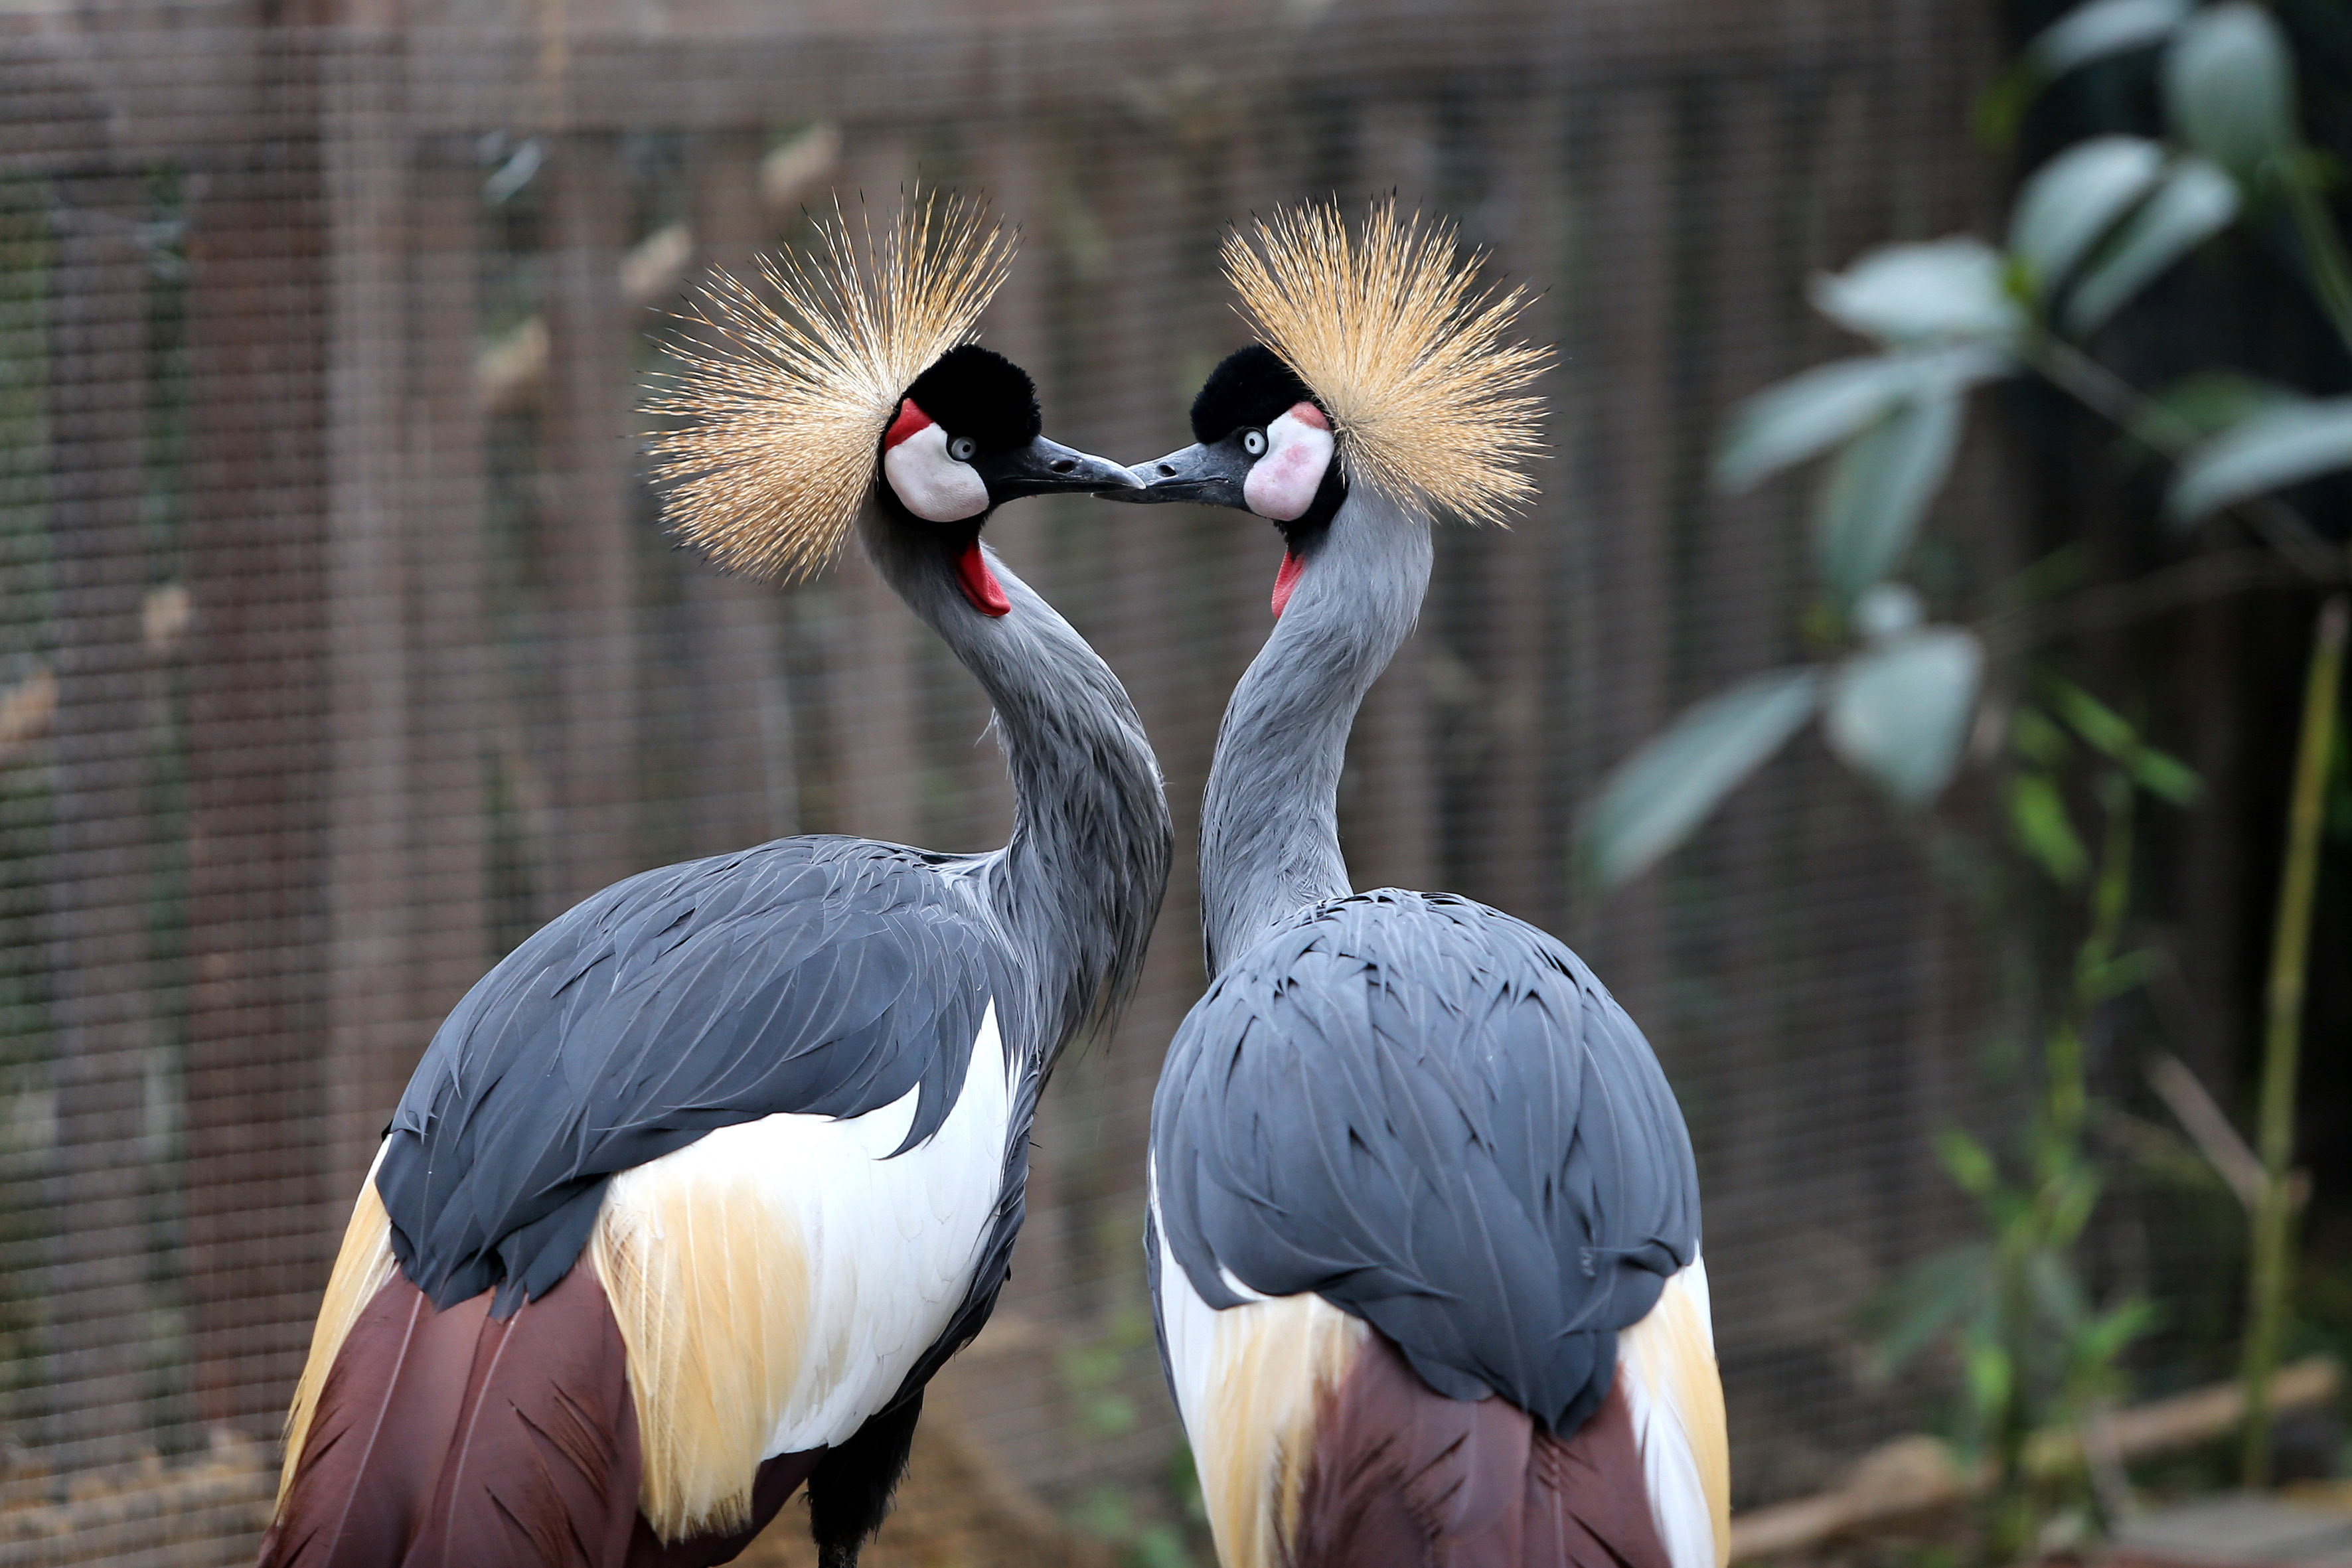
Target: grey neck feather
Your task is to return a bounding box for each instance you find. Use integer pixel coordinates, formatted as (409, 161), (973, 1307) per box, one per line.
(1198, 485), (1432, 977)
(859, 511), (1172, 1073)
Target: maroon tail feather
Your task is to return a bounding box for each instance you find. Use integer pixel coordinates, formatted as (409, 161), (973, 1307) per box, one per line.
(261, 1264), (824, 1568)
(1291, 1332), (1672, 1568)
(261, 1265), (640, 1568)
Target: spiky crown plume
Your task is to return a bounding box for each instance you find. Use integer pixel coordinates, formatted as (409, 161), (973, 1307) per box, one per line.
(1221, 199), (1551, 526)
(645, 191), (1013, 580)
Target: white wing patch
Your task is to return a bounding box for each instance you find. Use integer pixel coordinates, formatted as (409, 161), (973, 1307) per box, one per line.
(593, 1001), (1016, 1542)
(1151, 1178), (1366, 1568)
(1616, 1258), (1731, 1568)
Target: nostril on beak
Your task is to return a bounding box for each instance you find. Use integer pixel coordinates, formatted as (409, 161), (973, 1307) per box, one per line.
(1050, 458), (1075, 474)
(1155, 463), (1176, 477)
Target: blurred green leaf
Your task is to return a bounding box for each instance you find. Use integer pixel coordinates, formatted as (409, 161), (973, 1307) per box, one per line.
(2167, 396), (2352, 520)
(1940, 1127), (2001, 1196)
(2134, 370), (2307, 450)
(1825, 628), (1988, 805)
(2048, 1168), (2104, 1247)
(2030, 0), (2193, 77)
(2128, 745), (2203, 805)
(2009, 773), (2090, 885)
(2029, 1247), (2094, 1330)
(1132, 1525), (1198, 1568)
(1967, 1339), (2015, 1422)
(1717, 357), (1915, 492)
(2011, 705), (2073, 767)
(2011, 136), (2167, 293)
(1814, 238), (2025, 346)
(1978, 64), (2043, 152)
(1719, 348), (2005, 493)
(2078, 1296), (2159, 1366)
(1870, 1242), (1997, 1372)
(2044, 675), (2137, 757)
(2065, 157), (2239, 334)
(2082, 946), (2163, 1002)
(1579, 668), (1823, 888)
(2162, 3), (2297, 186)
(1816, 394), (1965, 603)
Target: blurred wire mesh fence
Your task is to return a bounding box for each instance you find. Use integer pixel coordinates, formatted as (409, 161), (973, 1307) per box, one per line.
(0, 0), (2009, 1559)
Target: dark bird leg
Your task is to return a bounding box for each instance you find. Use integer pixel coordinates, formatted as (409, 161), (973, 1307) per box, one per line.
(807, 1391), (923, 1568)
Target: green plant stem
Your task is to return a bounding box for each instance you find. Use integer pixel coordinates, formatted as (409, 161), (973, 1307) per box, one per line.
(2027, 338), (2346, 583)
(2284, 177), (2352, 358)
(2240, 593), (2348, 1488)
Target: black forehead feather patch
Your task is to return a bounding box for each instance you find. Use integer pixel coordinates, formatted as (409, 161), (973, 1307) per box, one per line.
(902, 344), (1043, 452)
(1190, 343), (1316, 444)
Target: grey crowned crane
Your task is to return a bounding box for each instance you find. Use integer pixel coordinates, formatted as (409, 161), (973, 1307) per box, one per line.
(1105, 202), (1727, 1568)
(260, 197), (1171, 1568)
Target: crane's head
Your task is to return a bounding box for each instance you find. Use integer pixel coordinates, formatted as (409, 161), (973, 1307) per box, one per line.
(1100, 200), (1549, 617)
(874, 343), (1136, 613)
(646, 191), (1135, 617)
(1104, 344), (1346, 612)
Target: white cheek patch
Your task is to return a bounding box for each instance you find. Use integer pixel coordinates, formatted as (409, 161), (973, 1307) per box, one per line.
(1243, 405), (1335, 522)
(882, 422), (990, 523)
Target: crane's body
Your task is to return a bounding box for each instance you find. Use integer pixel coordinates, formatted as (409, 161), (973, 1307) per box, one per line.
(1117, 208), (1727, 1568)
(262, 202), (1170, 1568)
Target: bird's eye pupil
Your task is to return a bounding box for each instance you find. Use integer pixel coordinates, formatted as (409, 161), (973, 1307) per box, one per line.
(1243, 430), (1267, 456)
(949, 436), (977, 461)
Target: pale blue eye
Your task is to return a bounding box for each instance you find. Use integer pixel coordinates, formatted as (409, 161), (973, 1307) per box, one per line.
(949, 436), (977, 461)
(1242, 430), (1267, 457)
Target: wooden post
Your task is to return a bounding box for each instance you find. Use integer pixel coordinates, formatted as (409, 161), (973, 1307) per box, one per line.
(1348, 100), (1439, 894)
(1563, 87), (1676, 1023)
(960, 125), (1050, 851)
(1470, 90), (1565, 932)
(684, 132), (797, 856)
(541, 133), (640, 903)
(43, 167), (155, 1469)
(1686, 76), (1790, 1194)
(825, 135), (918, 846)
(398, 156), (492, 1128)
(320, 46), (416, 1212)
(181, 82), (335, 1438)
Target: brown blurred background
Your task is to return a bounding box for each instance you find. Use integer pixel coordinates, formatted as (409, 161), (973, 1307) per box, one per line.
(7, 0), (2341, 1560)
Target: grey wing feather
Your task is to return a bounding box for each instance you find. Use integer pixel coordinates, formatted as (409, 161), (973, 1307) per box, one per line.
(378, 836), (1018, 1314)
(1150, 890), (1699, 1434)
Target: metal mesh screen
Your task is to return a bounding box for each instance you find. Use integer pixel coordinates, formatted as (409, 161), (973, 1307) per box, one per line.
(0, 1), (2010, 1559)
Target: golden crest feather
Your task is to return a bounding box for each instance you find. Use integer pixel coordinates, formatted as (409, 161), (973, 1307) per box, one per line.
(646, 191), (1013, 580)
(1221, 199), (1550, 525)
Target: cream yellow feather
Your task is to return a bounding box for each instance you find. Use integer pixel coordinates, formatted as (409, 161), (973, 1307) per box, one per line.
(1221, 199), (1550, 526)
(646, 191), (1013, 581)
(275, 1181), (397, 1512)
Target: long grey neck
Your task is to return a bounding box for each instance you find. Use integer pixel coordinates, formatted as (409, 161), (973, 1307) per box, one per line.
(1198, 486), (1431, 977)
(860, 512), (1172, 1073)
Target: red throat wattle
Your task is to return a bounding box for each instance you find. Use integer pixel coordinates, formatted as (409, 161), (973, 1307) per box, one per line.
(1271, 551), (1304, 618)
(956, 542), (1011, 617)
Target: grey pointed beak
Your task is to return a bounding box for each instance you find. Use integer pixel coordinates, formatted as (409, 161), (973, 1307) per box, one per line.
(979, 435), (1144, 501)
(1095, 441), (1251, 508)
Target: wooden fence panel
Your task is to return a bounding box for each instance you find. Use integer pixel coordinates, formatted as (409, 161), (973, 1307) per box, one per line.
(179, 67), (337, 1436)
(1, 5), (2026, 1530)
(403, 157), (493, 1055)
(542, 133), (641, 906)
(684, 132), (798, 857)
(43, 168), (156, 1469)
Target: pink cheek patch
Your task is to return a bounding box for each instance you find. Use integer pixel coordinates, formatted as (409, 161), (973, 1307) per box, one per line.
(1243, 405), (1335, 522)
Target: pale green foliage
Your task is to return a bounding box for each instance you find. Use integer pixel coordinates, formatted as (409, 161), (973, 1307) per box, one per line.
(1581, 0), (2348, 889)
